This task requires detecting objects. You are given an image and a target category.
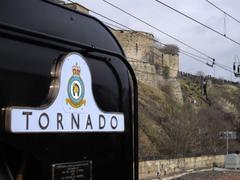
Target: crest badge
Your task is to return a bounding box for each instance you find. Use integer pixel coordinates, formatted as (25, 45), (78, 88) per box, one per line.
(66, 63), (86, 108)
(7, 53), (124, 133)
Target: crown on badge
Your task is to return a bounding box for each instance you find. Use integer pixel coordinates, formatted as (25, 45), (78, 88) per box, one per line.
(72, 63), (80, 75)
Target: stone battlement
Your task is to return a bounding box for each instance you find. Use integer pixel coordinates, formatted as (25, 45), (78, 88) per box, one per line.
(111, 28), (183, 103)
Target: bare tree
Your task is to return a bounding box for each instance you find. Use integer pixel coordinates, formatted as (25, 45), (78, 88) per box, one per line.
(196, 71), (205, 77)
(161, 44), (179, 56)
(163, 103), (199, 157)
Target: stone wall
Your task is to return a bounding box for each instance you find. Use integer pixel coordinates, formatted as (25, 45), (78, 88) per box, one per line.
(111, 28), (183, 103)
(162, 54), (179, 78)
(111, 30), (159, 88)
(111, 30), (155, 61)
(139, 155), (225, 179)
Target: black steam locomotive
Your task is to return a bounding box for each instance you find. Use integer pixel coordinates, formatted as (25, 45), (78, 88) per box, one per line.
(0, 0), (138, 179)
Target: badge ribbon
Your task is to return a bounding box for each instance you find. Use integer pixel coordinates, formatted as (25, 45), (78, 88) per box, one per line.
(66, 99), (86, 108)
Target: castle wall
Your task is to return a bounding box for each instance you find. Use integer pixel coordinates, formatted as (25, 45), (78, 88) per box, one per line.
(111, 30), (154, 61)
(163, 54), (179, 78)
(111, 29), (183, 103)
(111, 30), (160, 88)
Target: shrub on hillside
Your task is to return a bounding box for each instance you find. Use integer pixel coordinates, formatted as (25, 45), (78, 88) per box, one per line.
(161, 44), (179, 56)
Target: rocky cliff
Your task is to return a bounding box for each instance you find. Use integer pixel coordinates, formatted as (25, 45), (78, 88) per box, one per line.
(138, 75), (240, 160)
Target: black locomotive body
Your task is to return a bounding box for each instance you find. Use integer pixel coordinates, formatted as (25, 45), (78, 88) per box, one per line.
(0, 1), (138, 179)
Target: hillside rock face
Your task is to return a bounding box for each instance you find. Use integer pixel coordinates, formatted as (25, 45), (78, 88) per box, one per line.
(111, 28), (240, 159)
(110, 27), (240, 160)
(138, 78), (240, 160)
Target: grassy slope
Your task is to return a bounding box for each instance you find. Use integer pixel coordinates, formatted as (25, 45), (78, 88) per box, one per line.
(139, 77), (240, 160)
(138, 82), (172, 159)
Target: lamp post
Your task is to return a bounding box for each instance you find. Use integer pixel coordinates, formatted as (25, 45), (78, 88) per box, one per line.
(226, 130), (229, 155)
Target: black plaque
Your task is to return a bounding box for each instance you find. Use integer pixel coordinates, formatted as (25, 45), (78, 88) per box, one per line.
(52, 161), (92, 180)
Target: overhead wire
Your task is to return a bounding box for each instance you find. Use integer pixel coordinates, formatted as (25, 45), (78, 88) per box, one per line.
(102, 0), (214, 60)
(89, 6), (214, 64)
(181, 51), (209, 64)
(179, 49), (211, 62)
(66, 0), (213, 63)
(102, 21), (127, 30)
(102, 0), (235, 72)
(127, 44), (213, 73)
(90, 10), (132, 30)
(127, 56), (180, 73)
(153, 0), (240, 46)
(224, 12), (227, 36)
(65, 0), (234, 75)
(206, 0), (240, 25)
(215, 63), (233, 73)
(65, 0), (132, 30)
(152, 47), (211, 67)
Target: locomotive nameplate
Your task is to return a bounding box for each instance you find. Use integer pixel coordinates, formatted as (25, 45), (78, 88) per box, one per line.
(5, 52), (125, 133)
(52, 161), (92, 180)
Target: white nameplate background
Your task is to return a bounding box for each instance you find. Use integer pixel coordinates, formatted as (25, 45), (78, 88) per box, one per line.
(5, 52), (125, 133)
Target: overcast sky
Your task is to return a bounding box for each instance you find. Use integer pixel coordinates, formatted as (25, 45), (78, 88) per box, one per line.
(70, 0), (240, 81)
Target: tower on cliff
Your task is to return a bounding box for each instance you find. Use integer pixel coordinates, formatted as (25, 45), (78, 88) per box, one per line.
(53, 0), (183, 104)
(110, 28), (183, 104)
